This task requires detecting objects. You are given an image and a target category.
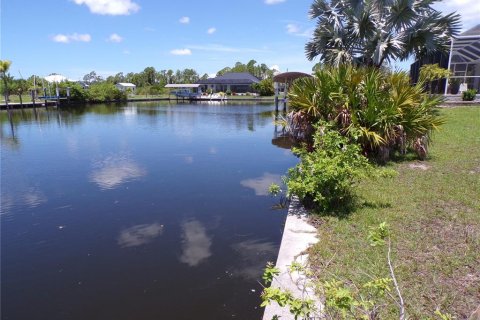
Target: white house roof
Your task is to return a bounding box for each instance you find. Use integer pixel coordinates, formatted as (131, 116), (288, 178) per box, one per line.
(117, 82), (136, 87)
(44, 74), (67, 83)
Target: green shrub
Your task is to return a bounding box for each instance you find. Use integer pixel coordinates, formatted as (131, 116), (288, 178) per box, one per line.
(288, 65), (445, 161)
(252, 78), (274, 96)
(286, 124), (372, 211)
(57, 81), (87, 102)
(462, 89), (477, 101)
(86, 82), (127, 102)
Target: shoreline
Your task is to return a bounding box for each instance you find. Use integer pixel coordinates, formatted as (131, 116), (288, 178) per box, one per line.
(0, 97), (276, 110)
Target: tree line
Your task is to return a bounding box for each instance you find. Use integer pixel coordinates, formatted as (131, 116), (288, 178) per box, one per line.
(1, 59), (278, 104)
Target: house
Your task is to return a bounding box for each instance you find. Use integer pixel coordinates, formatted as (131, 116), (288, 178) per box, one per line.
(197, 72), (260, 93)
(115, 82), (136, 92)
(410, 24), (480, 94)
(446, 24), (480, 94)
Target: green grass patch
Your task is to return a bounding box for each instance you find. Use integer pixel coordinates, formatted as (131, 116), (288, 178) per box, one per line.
(308, 106), (480, 318)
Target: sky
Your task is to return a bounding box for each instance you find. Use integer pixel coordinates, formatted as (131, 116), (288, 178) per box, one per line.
(1, 0), (478, 80)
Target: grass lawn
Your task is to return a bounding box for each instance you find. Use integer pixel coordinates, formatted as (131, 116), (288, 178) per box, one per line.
(1, 94), (35, 104)
(308, 106), (480, 318)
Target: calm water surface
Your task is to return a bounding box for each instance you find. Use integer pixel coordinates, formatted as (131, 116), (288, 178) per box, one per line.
(1, 102), (297, 320)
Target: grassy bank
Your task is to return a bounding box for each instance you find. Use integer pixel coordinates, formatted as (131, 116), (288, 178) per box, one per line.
(309, 106), (480, 318)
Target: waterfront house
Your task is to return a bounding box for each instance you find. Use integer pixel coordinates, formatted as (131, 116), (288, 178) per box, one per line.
(197, 72), (260, 93)
(115, 82), (136, 92)
(410, 24), (480, 94)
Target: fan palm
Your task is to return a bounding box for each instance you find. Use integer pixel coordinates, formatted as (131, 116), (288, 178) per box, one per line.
(306, 0), (461, 67)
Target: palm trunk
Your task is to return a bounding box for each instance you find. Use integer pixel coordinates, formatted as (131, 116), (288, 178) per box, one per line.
(2, 77), (9, 110)
(19, 93), (23, 108)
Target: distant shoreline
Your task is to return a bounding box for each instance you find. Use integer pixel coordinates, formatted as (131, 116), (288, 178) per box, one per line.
(0, 96), (276, 110)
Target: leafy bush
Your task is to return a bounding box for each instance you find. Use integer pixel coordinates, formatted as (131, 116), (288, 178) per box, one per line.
(286, 125), (372, 211)
(86, 82), (127, 102)
(57, 81), (88, 102)
(288, 65), (445, 161)
(225, 89), (232, 96)
(462, 89), (477, 101)
(252, 78), (274, 96)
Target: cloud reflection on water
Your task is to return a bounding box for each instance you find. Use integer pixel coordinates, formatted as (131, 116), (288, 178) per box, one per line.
(90, 154), (146, 190)
(117, 223), (164, 248)
(180, 219), (212, 267)
(231, 239), (277, 280)
(240, 172), (283, 196)
(23, 188), (48, 208)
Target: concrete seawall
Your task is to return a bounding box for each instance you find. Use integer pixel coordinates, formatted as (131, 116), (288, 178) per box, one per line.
(262, 197), (322, 320)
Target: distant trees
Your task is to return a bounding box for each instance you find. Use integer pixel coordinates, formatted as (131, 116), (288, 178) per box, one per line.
(216, 60), (276, 79)
(2, 59), (279, 103)
(83, 71), (103, 85)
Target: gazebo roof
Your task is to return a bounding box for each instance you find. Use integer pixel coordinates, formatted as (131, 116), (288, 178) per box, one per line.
(273, 72), (312, 83)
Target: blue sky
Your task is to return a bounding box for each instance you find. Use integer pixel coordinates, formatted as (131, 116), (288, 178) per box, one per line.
(2, 0), (478, 80)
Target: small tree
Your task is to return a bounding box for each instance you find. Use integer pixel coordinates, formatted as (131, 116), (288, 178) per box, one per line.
(252, 78), (274, 96)
(12, 79), (29, 107)
(419, 64), (451, 94)
(0, 60), (12, 107)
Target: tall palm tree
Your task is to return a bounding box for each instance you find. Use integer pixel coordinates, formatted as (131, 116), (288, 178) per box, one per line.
(0, 60), (12, 108)
(305, 0), (461, 67)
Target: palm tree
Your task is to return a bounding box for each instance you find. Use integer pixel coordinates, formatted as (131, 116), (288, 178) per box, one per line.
(305, 0), (461, 67)
(0, 60), (12, 108)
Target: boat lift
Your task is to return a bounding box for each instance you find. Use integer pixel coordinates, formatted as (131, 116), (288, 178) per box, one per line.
(165, 84), (202, 101)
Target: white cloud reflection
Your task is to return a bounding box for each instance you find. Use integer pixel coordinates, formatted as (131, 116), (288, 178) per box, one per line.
(90, 154), (146, 190)
(118, 223), (164, 248)
(240, 172), (283, 196)
(231, 239), (277, 279)
(23, 189), (48, 208)
(180, 220), (212, 267)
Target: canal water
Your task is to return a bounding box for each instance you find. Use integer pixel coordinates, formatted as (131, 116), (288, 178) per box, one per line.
(1, 102), (297, 320)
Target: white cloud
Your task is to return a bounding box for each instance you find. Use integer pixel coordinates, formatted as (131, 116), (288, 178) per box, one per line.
(73, 0), (140, 15)
(286, 23), (300, 34)
(265, 0), (286, 4)
(123, 49), (131, 55)
(108, 33), (123, 43)
(270, 64), (280, 72)
(187, 44), (268, 53)
(207, 27), (216, 34)
(286, 23), (314, 37)
(170, 48), (192, 55)
(52, 33), (91, 43)
(435, 0), (480, 30)
(179, 16), (190, 24)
